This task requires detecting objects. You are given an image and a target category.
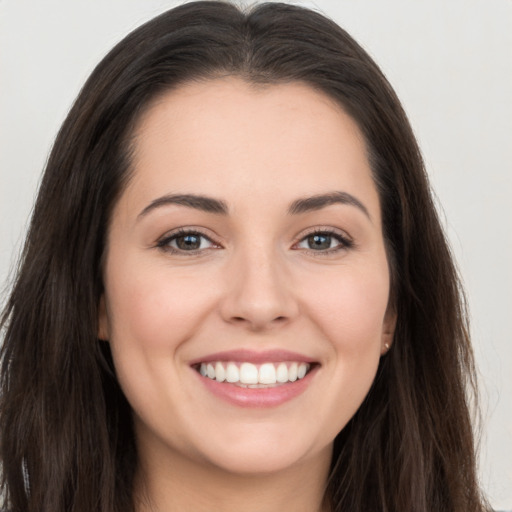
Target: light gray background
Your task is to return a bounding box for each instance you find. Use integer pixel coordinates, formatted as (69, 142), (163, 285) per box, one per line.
(1, 0), (511, 508)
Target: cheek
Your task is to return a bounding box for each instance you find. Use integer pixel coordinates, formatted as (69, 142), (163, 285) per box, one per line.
(104, 259), (216, 354)
(102, 258), (217, 426)
(301, 264), (389, 429)
(302, 265), (390, 351)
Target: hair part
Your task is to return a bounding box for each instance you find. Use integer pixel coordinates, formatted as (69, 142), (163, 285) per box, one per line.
(1, 2), (489, 511)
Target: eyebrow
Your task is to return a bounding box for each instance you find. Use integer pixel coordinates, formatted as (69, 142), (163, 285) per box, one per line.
(137, 190), (370, 220)
(138, 194), (229, 219)
(287, 191), (371, 220)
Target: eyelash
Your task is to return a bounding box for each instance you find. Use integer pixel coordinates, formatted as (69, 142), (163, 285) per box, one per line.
(156, 227), (354, 255)
(292, 228), (354, 255)
(156, 228), (218, 254)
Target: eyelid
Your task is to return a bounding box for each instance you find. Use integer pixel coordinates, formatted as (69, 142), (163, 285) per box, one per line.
(154, 225), (353, 255)
(156, 227), (222, 254)
(292, 226), (354, 254)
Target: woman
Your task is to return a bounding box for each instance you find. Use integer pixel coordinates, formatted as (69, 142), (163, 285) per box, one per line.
(0, 1), (491, 511)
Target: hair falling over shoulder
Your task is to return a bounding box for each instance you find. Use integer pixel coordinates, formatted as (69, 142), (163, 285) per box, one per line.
(0, 2), (491, 511)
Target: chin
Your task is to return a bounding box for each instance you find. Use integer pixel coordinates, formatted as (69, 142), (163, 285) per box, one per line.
(206, 445), (317, 475)
(193, 425), (331, 476)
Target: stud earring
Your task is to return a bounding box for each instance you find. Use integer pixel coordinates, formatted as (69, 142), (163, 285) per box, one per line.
(384, 343), (390, 351)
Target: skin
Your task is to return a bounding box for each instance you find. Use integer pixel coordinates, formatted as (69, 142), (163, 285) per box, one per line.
(99, 77), (396, 512)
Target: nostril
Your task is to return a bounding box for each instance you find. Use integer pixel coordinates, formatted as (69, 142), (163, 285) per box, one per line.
(232, 315), (286, 322)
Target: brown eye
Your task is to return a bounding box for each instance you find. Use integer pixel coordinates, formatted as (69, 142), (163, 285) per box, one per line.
(157, 231), (216, 253)
(295, 230), (353, 253)
(175, 234), (203, 250)
(306, 234), (333, 250)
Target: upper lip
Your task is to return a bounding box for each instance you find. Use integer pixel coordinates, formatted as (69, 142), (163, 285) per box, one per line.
(189, 349), (317, 366)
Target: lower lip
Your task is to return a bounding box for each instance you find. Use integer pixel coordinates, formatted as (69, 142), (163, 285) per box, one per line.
(194, 367), (317, 408)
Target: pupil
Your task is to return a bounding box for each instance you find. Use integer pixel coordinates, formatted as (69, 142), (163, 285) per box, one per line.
(177, 235), (200, 250)
(308, 234), (331, 250)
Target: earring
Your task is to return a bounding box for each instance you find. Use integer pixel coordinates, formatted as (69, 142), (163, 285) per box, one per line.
(384, 343), (390, 351)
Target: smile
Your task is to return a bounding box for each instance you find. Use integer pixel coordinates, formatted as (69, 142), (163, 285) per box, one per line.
(196, 361), (311, 387)
(191, 351), (319, 408)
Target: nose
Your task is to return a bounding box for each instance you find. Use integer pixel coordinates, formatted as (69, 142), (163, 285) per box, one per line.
(219, 244), (299, 331)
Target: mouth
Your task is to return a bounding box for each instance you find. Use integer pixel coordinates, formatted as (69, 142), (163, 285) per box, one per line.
(193, 361), (315, 388)
(190, 350), (319, 407)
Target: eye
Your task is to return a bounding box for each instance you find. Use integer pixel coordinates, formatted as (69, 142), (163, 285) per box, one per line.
(157, 229), (218, 253)
(295, 230), (353, 253)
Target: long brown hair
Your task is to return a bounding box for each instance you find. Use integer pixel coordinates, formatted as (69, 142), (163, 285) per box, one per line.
(0, 2), (489, 511)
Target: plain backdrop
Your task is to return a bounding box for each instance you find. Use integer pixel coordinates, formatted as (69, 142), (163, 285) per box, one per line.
(1, 0), (511, 508)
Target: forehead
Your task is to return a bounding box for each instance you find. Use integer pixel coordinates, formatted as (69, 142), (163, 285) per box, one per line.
(121, 77), (380, 220)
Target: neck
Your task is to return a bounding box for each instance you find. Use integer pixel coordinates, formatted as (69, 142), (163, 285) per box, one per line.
(134, 440), (332, 512)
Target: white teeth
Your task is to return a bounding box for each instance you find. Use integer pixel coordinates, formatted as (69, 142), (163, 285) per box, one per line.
(276, 362), (288, 383)
(225, 362), (239, 383)
(197, 361), (311, 385)
(288, 362), (298, 382)
(259, 363), (277, 384)
(215, 362), (226, 382)
(239, 363), (258, 384)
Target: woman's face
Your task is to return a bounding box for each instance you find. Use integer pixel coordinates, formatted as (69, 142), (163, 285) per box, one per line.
(99, 78), (395, 476)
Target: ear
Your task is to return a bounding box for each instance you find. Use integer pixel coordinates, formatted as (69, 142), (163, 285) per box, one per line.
(98, 295), (110, 341)
(380, 308), (397, 355)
